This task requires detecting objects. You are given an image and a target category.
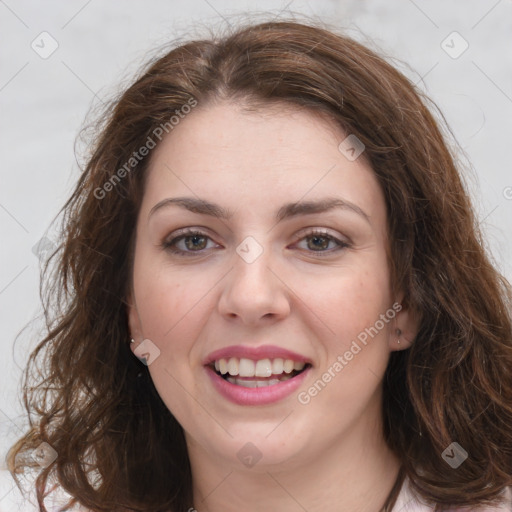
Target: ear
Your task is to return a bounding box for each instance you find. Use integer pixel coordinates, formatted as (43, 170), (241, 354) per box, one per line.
(389, 295), (421, 352)
(126, 291), (143, 354)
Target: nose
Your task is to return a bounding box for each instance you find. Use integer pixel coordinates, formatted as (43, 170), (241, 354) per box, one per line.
(217, 243), (291, 326)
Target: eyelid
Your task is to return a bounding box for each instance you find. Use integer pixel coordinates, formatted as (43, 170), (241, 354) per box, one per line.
(161, 227), (221, 255)
(292, 226), (345, 241)
(290, 228), (350, 255)
(162, 226), (350, 256)
(164, 226), (215, 240)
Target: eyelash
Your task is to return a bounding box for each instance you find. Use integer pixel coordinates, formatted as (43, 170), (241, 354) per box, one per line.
(161, 228), (350, 257)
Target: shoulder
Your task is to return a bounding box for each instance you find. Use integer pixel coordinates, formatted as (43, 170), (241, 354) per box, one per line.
(393, 478), (512, 511)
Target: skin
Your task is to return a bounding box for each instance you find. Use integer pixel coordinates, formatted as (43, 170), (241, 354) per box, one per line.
(128, 101), (419, 512)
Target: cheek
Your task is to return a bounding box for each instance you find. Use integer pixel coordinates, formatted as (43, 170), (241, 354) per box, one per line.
(305, 271), (393, 409)
(133, 259), (212, 416)
(133, 254), (211, 346)
(306, 263), (392, 344)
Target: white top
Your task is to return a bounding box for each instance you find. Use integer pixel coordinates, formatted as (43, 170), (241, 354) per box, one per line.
(393, 478), (512, 511)
(1, 470), (511, 511)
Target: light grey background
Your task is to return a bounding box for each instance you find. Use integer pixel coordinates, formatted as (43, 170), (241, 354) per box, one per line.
(1, 0), (511, 509)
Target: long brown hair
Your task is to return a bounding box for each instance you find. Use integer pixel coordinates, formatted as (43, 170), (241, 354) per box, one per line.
(8, 19), (512, 512)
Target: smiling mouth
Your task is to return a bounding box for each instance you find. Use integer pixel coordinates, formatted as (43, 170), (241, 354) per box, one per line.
(210, 357), (311, 388)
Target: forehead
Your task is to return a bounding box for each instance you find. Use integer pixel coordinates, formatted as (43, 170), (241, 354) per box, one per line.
(142, 101), (385, 223)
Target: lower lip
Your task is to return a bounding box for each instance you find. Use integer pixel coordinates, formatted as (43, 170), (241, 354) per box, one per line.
(206, 365), (311, 406)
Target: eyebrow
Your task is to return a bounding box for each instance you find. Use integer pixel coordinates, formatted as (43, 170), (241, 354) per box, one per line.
(148, 196), (370, 224)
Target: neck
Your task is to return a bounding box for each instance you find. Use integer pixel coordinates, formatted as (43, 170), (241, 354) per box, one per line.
(187, 409), (401, 512)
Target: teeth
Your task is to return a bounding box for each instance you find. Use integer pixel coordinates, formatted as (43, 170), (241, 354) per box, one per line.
(293, 361), (306, 371)
(227, 357), (239, 376)
(272, 358), (284, 374)
(283, 359), (294, 373)
(238, 358), (255, 377)
(214, 357), (307, 377)
(219, 358), (228, 375)
(239, 379), (257, 388)
(226, 375), (293, 387)
(255, 359), (272, 378)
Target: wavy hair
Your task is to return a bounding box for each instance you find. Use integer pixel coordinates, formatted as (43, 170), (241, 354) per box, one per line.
(8, 19), (512, 512)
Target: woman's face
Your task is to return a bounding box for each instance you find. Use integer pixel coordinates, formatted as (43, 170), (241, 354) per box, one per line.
(128, 101), (415, 471)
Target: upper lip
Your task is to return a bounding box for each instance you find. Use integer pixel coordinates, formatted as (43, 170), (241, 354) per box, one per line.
(204, 345), (312, 365)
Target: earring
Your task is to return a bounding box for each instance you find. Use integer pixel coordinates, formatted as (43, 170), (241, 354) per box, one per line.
(130, 338), (135, 344)
(396, 328), (402, 344)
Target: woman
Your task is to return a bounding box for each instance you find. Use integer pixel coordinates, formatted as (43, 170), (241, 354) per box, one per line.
(8, 19), (512, 512)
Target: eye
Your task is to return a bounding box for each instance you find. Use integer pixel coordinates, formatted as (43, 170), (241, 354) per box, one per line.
(293, 229), (349, 255)
(161, 228), (349, 257)
(162, 229), (220, 255)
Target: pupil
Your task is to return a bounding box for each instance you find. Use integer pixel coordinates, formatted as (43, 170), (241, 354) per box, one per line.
(309, 236), (328, 250)
(186, 235), (206, 250)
